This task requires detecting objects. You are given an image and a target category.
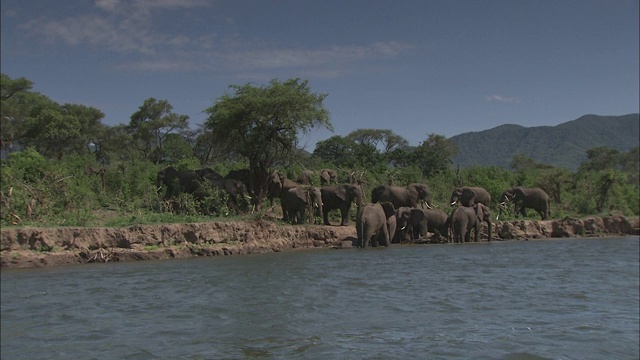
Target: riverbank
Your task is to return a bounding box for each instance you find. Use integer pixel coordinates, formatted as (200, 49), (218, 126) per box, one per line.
(1, 214), (638, 269)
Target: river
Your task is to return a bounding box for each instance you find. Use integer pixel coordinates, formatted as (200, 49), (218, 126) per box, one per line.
(1, 237), (638, 359)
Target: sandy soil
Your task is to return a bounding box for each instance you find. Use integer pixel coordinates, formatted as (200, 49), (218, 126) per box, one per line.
(1, 214), (638, 269)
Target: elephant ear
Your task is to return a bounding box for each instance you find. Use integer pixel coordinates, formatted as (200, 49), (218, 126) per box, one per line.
(410, 208), (425, 224)
(475, 204), (489, 221)
(335, 187), (348, 202)
(380, 201), (395, 218)
(482, 205), (491, 221)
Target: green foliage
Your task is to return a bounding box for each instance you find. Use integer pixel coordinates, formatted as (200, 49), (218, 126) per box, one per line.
(412, 134), (459, 178)
(1, 74), (638, 228)
(205, 78), (332, 207)
(5, 147), (47, 183)
(128, 98), (190, 164)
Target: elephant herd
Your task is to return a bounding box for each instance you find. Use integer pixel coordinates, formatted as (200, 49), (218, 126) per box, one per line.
(358, 185), (550, 248)
(156, 166), (251, 214)
(156, 166), (551, 247)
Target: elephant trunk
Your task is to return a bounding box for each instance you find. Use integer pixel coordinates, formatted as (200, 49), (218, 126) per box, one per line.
(306, 190), (313, 224)
(487, 221), (492, 242)
(315, 200), (323, 225)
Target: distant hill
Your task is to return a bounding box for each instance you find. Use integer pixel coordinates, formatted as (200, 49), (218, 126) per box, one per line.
(449, 114), (639, 170)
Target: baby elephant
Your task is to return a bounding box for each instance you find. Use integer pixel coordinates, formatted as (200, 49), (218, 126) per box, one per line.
(356, 202), (396, 248)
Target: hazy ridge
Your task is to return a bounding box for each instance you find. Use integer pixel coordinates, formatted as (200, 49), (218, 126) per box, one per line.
(449, 114), (639, 169)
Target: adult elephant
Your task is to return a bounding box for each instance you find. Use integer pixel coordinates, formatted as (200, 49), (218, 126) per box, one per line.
(499, 187), (550, 220)
(449, 186), (491, 207)
(320, 184), (363, 226)
(296, 170), (316, 185)
(371, 183), (434, 209)
(282, 185), (323, 224)
(356, 201), (396, 247)
(156, 166), (205, 200)
(422, 208), (450, 242)
(319, 168), (338, 186)
(266, 170), (284, 205)
(266, 171), (300, 218)
(395, 207), (450, 243)
(450, 206), (476, 243)
(225, 168), (252, 196)
(450, 203), (492, 243)
(207, 178), (250, 213)
(195, 168), (224, 182)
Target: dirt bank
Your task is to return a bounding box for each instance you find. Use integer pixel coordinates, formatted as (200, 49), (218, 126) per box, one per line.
(1, 215), (638, 269)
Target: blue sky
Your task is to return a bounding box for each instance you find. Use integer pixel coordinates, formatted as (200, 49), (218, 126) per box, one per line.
(2, 0), (638, 151)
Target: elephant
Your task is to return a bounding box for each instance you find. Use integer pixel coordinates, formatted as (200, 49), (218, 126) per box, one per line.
(424, 208), (451, 242)
(278, 173), (303, 220)
(319, 168), (338, 186)
(195, 168), (224, 182)
(320, 184), (363, 226)
(356, 201), (396, 247)
(267, 170), (285, 205)
(281, 185), (323, 224)
(394, 207), (425, 243)
(449, 186), (491, 207)
(371, 183), (434, 209)
(266, 170), (301, 218)
(449, 203), (492, 243)
(498, 187), (550, 220)
(205, 178), (250, 213)
(450, 206), (477, 243)
(395, 207), (450, 243)
(225, 168), (253, 196)
(156, 166), (249, 213)
(296, 170), (316, 185)
(156, 166), (205, 200)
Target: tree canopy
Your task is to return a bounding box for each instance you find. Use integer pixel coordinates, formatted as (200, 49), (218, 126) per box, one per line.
(204, 78), (332, 207)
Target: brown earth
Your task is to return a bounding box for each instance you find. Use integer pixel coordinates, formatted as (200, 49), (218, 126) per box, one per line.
(1, 214), (638, 269)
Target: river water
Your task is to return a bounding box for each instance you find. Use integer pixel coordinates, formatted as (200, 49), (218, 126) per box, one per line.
(1, 237), (638, 360)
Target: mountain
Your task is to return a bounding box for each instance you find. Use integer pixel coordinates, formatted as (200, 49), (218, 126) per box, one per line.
(449, 114), (639, 170)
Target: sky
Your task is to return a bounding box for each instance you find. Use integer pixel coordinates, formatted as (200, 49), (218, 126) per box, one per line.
(1, 0), (638, 151)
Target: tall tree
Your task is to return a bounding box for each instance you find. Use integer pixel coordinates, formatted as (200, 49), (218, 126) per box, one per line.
(313, 135), (357, 167)
(1, 74), (45, 153)
(346, 129), (408, 154)
(204, 78), (331, 208)
(128, 98), (189, 164)
(0, 74), (33, 101)
(412, 133), (458, 177)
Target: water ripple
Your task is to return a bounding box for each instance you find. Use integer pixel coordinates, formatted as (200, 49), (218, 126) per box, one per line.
(1, 237), (638, 359)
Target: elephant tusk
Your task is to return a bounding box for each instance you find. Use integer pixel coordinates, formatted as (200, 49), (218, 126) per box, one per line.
(450, 201), (457, 206)
(400, 226), (406, 230)
(426, 203), (433, 209)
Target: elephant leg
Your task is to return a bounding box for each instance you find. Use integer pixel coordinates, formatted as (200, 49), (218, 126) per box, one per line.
(381, 226), (390, 247)
(323, 209), (330, 226)
(340, 207), (349, 226)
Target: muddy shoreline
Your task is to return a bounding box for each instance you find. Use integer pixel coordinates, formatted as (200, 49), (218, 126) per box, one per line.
(1, 215), (638, 269)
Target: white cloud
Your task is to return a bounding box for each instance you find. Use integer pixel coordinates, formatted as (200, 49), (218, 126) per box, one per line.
(485, 95), (519, 103)
(20, 1), (413, 77)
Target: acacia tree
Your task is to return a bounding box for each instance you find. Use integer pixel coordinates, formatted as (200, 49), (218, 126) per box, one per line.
(128, 98), (189, 164)
(204, 78), (332, 209)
